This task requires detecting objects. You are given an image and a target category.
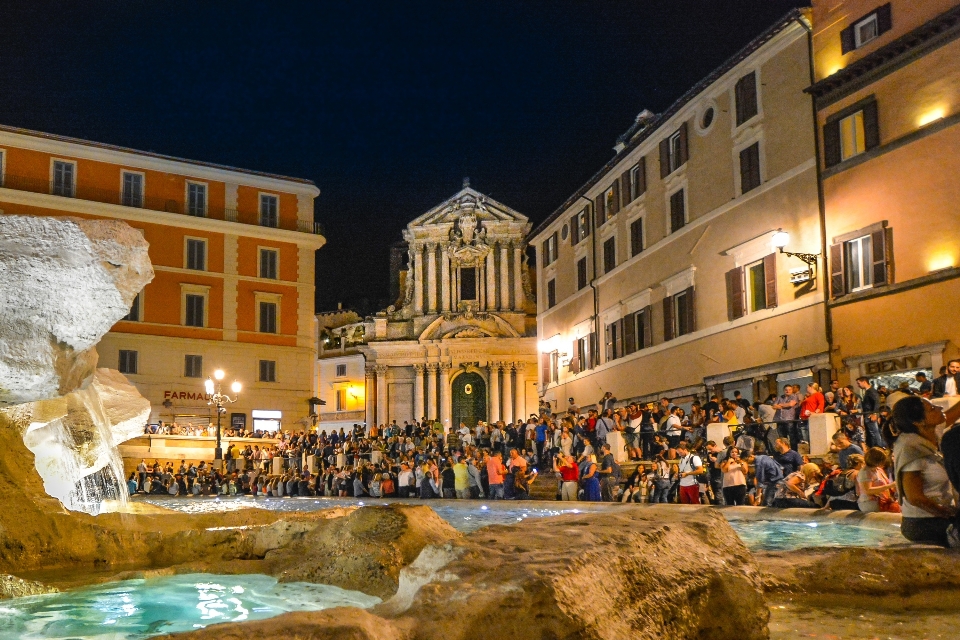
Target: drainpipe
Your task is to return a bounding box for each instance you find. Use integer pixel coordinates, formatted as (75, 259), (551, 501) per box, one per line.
(579, 195), (602, 375)
(800, 14), (835, 373)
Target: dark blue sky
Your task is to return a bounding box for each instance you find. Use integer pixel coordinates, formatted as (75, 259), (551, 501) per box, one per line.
(0, 1), (807, 313)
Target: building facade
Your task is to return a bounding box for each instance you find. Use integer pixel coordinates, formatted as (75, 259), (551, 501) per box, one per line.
(809, 0), (960, 387)
(314, 309), (367, 432)
(0, 125), (324, 432)
(530, 11), (830, 410)
(357, 185), (538, 430)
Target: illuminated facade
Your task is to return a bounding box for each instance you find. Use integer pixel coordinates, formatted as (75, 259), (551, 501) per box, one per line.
(809, 0), (960, 386)
(0, 124), (324, 432)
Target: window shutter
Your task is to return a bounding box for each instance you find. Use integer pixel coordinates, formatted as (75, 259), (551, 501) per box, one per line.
(663, 296), (674, 341)
(637, 156), (647, 195)
(588, 332), (598, 369)
(840, 25), (856, 54)
(630, 218), (643, 257)
(829, 242), (846, 298)
(570, 215), (579, 245)
(570, 339), (580, 374)
(823, 121), (842, 168)
(871, 228), (888, 286)
(876, 3), (893, 35)
(642, 306), (653, 348)
(541, 353), (551, 385)
(763, 253), (778, 308)
(610, 182), (620, 215)
(678, 121), (689, 166)
(684, 286), (696, 333)
(726, 267), (745, 320)
(604, 324), (613, 362)
(621, 170), (632, 207)
(862, 100), (880, 150)
(659, 138), (671, 178)
(595, 194), (606, 227)
(615, 318), (625, 359)
(623, 312), (637, 355)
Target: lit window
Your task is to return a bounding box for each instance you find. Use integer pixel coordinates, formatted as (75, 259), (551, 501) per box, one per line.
(335, 389), (346, 411)
(839, 111), (866, 160)
(746, 260), (767, 312)
(845, 234), (874, 291)
(854, 14), (879, 47)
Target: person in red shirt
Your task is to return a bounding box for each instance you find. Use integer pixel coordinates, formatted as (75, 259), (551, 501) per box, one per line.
(799, 382), (825, 447)
(554, 452), (580, 501)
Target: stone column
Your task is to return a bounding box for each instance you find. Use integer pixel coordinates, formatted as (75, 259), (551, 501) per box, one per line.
(488, 362), (501, 424)
(513, 242), (524, 310)
(413, 363), (425, 421)
(485, 248), (496, 312)
(499, 242), (510, 311)
(364, 365), (376, 427)
(501, 362), (514, 425)
(426, 363), (438, 420)
(426, 243), (437, 313)
(514, 362), (526, 422)
(439, 362), (453, 433)
(441, 249), (451, 312)
(478, 261), (486, 310)
(375, 364), (389, 427)
(413, 246), (424, 314)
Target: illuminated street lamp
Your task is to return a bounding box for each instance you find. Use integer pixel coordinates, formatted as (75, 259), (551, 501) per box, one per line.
(771, 229), (820, 284)
(205, 369), (242, 467)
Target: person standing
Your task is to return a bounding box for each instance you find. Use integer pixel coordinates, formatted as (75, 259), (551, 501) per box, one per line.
(751, 450), (783, 507)
(554, 453), (579, 501)
(720, 447), (749, 506)
(676, 441), (704, 504)
(599, 391), (617, 414)
(857, 376), (885, 449)
(534, 419), (549, 469)
(799, 383), (825, 445)
(773, 385), (801, 449)
(486, 451), (506, 499)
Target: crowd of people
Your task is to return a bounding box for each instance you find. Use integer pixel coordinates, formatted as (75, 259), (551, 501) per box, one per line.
(129, 361), (960, 548)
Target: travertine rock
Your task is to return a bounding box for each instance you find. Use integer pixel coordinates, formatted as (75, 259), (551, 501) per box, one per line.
(155, 608), (407, 640)
(0, 574), (57, 600)
(0, 215), (153, 405)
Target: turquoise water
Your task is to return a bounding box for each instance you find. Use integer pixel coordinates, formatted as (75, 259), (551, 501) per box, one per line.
(0, 573), (380, 640)
(142, 496), (903, 550)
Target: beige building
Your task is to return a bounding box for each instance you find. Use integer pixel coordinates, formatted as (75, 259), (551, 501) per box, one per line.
(357, 185), (539, 430)
(530, 10), (830, 410)
(314, 309), (368, 432)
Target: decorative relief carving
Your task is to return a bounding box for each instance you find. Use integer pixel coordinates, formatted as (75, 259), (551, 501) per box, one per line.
(426, 362), (439, 372)
(364, 365), (377, 378)
(412, 363), (426, 374)
(447, 210), (490, 266)
(373, 364), (389, 376)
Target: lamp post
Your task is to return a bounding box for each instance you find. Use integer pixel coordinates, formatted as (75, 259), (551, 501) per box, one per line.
(771, 230), (820, 283)
(204, 369), (242, 468)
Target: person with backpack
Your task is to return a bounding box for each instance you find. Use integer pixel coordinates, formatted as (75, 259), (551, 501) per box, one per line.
(650, 452), (673, 503)
(676, 441), (704, 504)
(598, 443), (621, 502)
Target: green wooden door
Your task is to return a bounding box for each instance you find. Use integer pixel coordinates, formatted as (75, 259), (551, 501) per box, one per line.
(452, 372), (487, 429)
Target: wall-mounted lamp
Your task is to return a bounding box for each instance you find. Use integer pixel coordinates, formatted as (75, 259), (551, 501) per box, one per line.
(772, 230), (819, 283)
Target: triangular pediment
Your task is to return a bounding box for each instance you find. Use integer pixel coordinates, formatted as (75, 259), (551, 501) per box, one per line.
(407, 187), (528, 229)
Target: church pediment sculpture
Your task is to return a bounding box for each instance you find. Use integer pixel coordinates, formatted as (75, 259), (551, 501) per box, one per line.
(447, 210), (490, 265)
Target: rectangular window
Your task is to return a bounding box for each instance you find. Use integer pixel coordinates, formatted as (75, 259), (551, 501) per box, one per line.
(541, 232), (558, 266)
(122, 292), (141, 322)
(184, 354), (203, 378)
(670, 189), (686, 233)
(184, 294), (205, 327)
(675, 289), (693, 337)
(604, 185), (617, 219)
(845, 234), (874, 292)
(187, 182), (207, 217)
(841, 5), (892, 53)
(747, 260), (767, 312)
(52, 160), (75, 197)
(668, 131), (683, 173)
(735, 72), (758, 126)
(546, 279), (556, 309)
(739, 142), (761, 194)
(186, 238), (206, 271)
(603, 237), (616, 274)
(630, 161), (645, 200)
(260, 194), (279, 228)
(576, 256), (588, 291)
(840, 111), (866, 161)
(630, 217), (644, 257)
(855, 13), (879, 47)
(824, 100), (879, 167)
(571, 208), (590, 245)
(460, 266), (477, 300)
(121, 172), (144, 207)
(118, 350), (138, 375)
(259, 248), (278, 279)
(550, 352), (559, 383)
(634, 307), (651, 350)
(335, 364), (347, 377)
(259, 301), (278, 333)
(259, 359), (277, 383)
(335, 389), (346, 412)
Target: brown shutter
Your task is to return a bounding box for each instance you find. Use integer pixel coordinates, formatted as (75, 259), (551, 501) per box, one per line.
(862, 100), (880, 150)
(637, 156), (647, 195)
(643, 306), (653, 348)
(595, 194), (605, 227)
(615, 318), (625, 358)
(829, 242), (846, 298)
(623, 312), (637, 355)
(540, 353), (551, 385)
(678, 121), (689, 166)
(659, 138), (670, 178)
(840, 25), (856, 54)
(621, 170), (632, 207)
(726, 267), (745, 320)
(588, 332), (598, 369)
(663, 296), (675, 341)
(823, 121), (842, 168)
(570, 339), (580, 374)
(876, 3), (893, 35)
(541, 239), (549, 267)
(570, 214), (578, 245)
(610, 182), (620, 215)
(684, 286), (696, 333)
(871, 228), (888, 286)
(763, 253), (778, 308)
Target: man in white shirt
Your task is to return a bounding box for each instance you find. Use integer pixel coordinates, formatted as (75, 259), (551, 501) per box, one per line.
(676, 441), (704, 504)
(664, 408), (683, 448)
(933, 360), (960, 398)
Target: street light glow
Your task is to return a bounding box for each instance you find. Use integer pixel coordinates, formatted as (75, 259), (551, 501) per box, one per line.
(213, 369), (225, 381)
(231, 381), (242, 394)
(771, 230), (790, 250)
(204, 378), (214, 395)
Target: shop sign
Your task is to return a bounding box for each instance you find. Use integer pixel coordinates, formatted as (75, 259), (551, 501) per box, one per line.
(861, 353), (931, 376)
(163, 390), (213, 402)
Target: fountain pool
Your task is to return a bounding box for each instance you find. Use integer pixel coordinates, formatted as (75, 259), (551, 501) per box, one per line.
(141, 496), (904, 551)
(0, 573), (379, 640)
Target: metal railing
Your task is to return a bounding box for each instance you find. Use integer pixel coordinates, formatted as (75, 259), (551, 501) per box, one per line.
(0, 173), (323, 235)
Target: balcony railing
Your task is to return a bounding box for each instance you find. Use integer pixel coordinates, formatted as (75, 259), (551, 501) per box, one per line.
(0, 173), (323, 235)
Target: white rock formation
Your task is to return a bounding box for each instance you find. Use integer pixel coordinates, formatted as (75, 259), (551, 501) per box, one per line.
(0, 216), (153, 405)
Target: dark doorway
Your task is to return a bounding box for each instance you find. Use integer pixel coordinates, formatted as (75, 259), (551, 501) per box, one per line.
(452, 371), (487, 429)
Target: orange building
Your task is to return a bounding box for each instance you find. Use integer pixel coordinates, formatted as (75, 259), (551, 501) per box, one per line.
(0, 124), (324, 432)
(809, 1), (960, 387)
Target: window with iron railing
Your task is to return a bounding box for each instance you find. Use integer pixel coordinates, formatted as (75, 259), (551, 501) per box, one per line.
(52, 161), (75, 197)
(260, 194), (279, 228)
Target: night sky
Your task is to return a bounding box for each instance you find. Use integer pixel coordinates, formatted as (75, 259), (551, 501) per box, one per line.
(1, 1), (807, 314)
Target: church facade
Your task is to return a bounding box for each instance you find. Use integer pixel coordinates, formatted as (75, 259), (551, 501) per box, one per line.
(358, 185), (538, 431)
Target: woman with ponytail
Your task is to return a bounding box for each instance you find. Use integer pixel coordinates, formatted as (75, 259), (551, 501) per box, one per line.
(887, 395), (960, 546)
